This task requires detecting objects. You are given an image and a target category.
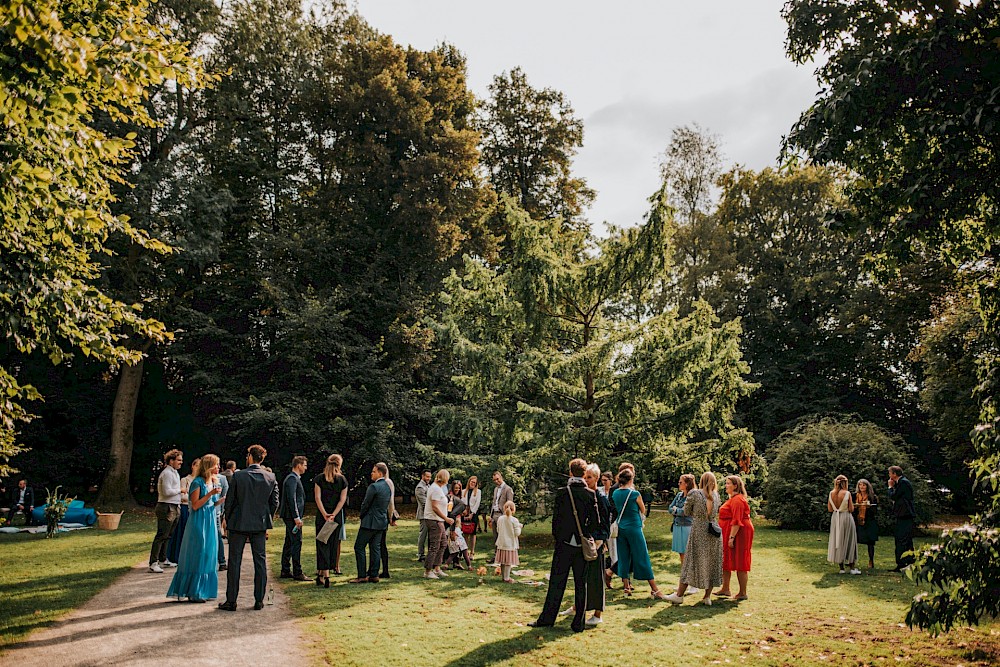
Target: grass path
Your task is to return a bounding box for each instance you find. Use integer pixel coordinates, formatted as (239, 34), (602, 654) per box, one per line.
(275, 510), (1000, 667)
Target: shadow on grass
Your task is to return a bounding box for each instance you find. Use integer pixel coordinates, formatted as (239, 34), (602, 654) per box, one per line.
(441, 628), (562, 667)
(628, 598), (731, 632)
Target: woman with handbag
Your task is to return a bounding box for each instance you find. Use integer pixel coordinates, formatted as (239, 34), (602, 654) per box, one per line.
(611, 468), (667, 599)
(665, 472), (723, 606)
(559, 463), (612, 624)
(464, 476), (482, 558)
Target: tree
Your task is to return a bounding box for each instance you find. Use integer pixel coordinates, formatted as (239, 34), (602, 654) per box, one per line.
(479, 67), (595, 233)
(782, 0), (1000, 633)
(0, 0), (208, 477)
(658, 124), (727, 313)
(433, 195), (757, 485)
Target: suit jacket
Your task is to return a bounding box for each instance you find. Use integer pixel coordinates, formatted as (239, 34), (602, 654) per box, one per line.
(551, 481), (598, 545)
(279, 471), (305, 520)
(414, 480), (429, 518)
(888, 477), (915, 519)
(592, 489), (612, 541)
(359, 477), (392, 531)
(10, 485), (34, 509)
(224, 464), (279, 533)
(491, 483), (514, 517)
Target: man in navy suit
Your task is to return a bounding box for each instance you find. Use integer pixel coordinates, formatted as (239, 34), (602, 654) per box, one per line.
(350, 462), (392, 583)
(279, 455), (310, 581)
(6, 478), (35, 526)
(218, 444), (279, 611)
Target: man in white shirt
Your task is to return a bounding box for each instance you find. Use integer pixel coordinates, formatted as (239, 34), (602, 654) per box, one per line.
(422, 469), (454, 579)
(149, 449), (184, 573)
(414, 470), (431, 561)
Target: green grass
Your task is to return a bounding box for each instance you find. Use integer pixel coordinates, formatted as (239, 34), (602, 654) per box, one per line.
(273, 510), (1000, 667)
(0, 508), (154, 648)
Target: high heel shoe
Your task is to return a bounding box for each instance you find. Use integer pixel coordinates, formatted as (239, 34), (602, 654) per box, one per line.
(623, 584), (633, 597)
(651, 590), (667, 600)
(324, 576), (330, 589)
(315, 576), (324, 587)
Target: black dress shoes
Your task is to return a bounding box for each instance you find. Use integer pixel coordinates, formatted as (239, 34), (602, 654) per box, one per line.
(253, 601), (265, 610)
(527, 621), (553, 628)
(217, 602), (237, 611)
(279, 572), (293, 579)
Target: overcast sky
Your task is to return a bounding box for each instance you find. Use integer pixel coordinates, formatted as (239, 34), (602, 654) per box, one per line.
(352, 1), (820, 230)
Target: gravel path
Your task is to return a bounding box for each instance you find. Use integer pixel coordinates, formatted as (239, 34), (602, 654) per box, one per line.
(0, 549), (310, 666)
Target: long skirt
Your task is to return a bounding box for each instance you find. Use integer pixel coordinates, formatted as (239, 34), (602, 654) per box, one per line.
(165, 504), (189, 564)
(583, 550), (606, 611)
(166, 503), (218, 600)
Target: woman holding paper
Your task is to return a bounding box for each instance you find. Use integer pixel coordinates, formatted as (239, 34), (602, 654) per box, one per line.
(314, 454), (348, 587)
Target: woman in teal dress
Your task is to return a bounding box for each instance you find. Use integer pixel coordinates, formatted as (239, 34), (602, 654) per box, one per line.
(611, 468), (667, 599)
(167, 454), (221, 602)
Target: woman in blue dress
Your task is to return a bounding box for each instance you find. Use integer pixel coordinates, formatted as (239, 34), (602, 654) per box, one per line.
(668, 474), (696, 567)
(167, 454), (221, 603)
(611, 468), (667, 599)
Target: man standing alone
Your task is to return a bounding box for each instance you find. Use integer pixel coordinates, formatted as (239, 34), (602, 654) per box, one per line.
(218, 444), (279, 611)
(280, 456), (311, 581)
(149, 450), (183, 573)
(415, 470), (431, 561)
(887, 465), (916, 572)
(351, 462), (392, 583)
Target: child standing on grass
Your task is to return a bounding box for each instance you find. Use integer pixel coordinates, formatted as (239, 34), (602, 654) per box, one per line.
(494, 500), (522, 583)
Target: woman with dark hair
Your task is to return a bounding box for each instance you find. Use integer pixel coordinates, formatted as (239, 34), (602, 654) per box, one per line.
(612, 468), (666, 599)
(668, 474), (696, 567)
(854, 478), (879, 570)
(828, 474), (860, 574)
(463, 476), (482, 558)
(714, 475), (754, 601)
(314, 454), (348, 585)
(600, 471), (617, 587)
(445, 480), (470, 569)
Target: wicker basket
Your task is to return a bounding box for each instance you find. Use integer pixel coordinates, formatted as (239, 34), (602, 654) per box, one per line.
(96, 511), (124, 530)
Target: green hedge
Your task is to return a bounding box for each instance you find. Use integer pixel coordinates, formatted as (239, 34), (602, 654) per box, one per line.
(763, 417), (935, 532)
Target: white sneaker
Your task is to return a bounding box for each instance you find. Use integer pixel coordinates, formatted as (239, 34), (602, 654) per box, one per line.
(424, 571), (439, 579)
(148, 562), (164, 573)
(686, 586), (700, 595)
(162, 560), (178, 568)
(585, 615), (603, 626)
(435, 569), (449, 577)
(839, 568), (846, 574)
(701, 597), (712, 606)
(664, 592), (684, 605)
(850, 568), (862, 575)
(559, 607), (574, 616)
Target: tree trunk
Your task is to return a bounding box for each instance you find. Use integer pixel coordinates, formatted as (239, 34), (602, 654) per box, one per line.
(98, 358), (145, 503)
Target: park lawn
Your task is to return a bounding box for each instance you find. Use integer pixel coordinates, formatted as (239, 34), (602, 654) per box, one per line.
(0, 509), (154, 648)
(273, 510), (1000, 667)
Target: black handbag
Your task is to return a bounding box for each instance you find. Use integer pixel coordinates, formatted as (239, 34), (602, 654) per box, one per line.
(707, 522), (722, 537)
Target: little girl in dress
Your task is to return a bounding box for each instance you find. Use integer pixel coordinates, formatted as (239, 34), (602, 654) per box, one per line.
(494, 501), (522, 583)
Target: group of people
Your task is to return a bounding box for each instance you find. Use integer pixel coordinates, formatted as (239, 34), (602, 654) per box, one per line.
(826, 466), (917, 574)
(528, 459), (756, 632)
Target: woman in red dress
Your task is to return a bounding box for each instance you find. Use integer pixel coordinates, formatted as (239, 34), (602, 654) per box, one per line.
(714, 474), (754, 601)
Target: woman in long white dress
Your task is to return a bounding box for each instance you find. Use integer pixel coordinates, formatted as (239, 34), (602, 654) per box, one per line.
(828, 475), (860, 574)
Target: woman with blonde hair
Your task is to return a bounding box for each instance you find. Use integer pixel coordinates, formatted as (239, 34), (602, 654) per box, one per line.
(714, 475), (754, 601)
(828, 474), (860, 574)
(167, 454), (222, 602)
(314, 454), (348, 586)
(665, 472), (722, 606)
(494, 500), (522, 582)
(462, 476), (482, 557)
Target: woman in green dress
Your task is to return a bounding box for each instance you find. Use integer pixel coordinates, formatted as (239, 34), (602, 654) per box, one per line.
(853, 479), (879, 570)
(611, 468), (667, 599)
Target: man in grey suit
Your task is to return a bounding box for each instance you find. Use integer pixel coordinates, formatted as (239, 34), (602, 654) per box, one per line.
(218, 444), (279, 611)
(489, 471), (514, 564)
(350, 462), (392, 583)
(415, 470), (431, 561)
(279, 455), (310, 581)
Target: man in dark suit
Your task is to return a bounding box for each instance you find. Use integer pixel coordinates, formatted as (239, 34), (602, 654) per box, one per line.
(530, 458), (599, 633)
(6, 478), (35, 526)
(279, 455), (310, 581)
(887, 465), (916, 571)
(350, 462), (392, 584)
(218, 444), (279, 611)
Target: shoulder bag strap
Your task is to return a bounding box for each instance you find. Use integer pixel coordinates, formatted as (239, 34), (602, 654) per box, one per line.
(568, 485), (587, 542)
(614, 490), (633, 524)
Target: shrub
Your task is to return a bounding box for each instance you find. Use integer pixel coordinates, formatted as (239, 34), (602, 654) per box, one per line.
(764, 417), (935, 532)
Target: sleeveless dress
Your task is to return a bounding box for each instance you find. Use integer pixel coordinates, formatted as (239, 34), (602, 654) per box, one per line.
(166, 477), (219, 601)
(678, 489), (723, 590)
(828, 490), (858, 565)
(612, 488), (655, 581)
